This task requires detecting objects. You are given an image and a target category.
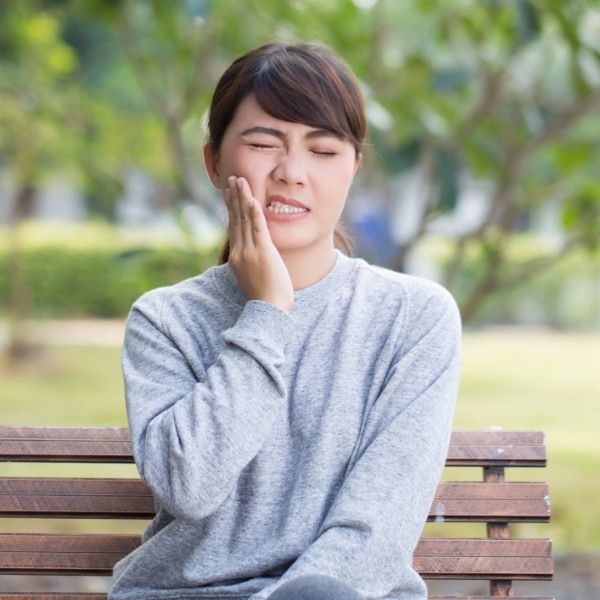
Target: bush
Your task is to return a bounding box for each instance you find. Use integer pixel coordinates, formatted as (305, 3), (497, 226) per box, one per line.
(0, 222), (221, 318)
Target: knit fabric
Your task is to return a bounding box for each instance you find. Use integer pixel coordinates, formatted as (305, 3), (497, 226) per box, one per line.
(109, 252), (461, 600)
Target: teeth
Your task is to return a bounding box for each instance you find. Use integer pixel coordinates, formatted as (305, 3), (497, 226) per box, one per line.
(267, 201), (307, 214)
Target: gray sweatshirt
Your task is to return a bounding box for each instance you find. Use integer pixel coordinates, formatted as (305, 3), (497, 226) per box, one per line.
(109, 252), (461, 600)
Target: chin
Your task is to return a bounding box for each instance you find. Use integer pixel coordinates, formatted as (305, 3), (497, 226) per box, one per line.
(268, 229), (310, 252)
(271, 240), (305, 254)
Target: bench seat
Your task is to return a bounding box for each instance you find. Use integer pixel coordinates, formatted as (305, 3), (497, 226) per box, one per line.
(0, 427), (554, 599)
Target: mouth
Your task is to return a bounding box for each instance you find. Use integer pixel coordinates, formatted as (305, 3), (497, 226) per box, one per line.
(266, 195), (309, 215)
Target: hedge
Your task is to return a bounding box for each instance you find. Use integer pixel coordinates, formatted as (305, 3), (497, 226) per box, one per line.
(1, 223), (598, 327)
(0, 223), (221, 318)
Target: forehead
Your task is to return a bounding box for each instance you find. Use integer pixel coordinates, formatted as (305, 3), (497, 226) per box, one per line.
(228, 94), (333, 137)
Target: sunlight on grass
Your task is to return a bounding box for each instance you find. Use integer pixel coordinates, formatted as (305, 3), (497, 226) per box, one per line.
(1, 345), (128, 426)
(457, 328), (600, 550)
(1, 327), (599, 550)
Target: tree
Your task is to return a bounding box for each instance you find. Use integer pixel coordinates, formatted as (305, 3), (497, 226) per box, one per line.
(339, 0), (600, 321)
(0, 1), (161, 359)
(0, 4), (80, 359)
(95, 0), (600, 322)
(3, 0), (599, 327)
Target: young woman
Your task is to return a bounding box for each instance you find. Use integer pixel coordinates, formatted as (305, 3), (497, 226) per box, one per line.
(109, 43), (461, 600)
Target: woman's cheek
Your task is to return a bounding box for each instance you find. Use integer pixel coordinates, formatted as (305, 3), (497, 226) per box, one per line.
(237, 169), (266, 198)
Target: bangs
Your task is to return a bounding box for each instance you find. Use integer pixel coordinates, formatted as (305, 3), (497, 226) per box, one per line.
(251, 47), (365, 152)
(207, 43), (366, 157)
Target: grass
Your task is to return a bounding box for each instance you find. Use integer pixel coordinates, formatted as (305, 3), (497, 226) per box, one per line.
(457, 328), (600, 551)
(1, 345), (128, 426)
(1, 326), (599, 550)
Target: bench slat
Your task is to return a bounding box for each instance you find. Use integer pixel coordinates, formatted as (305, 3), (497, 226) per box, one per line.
(0, 428), (547, 467)
(0, 478), (154, 519)
(0, 428), (543, 444)
(0, 595), (107, 600)
(0, 428), (131, 441)
(445, 431), (546, 467)
(417, 538), (553, 580)
(0, 428), (132, 463)
(0, 478), (550, 522)
(432, 481), (550, 522)
(0, 593), (549, 600)
(0, 534), (553, 580)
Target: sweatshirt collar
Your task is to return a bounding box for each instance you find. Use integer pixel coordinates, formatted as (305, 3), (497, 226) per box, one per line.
(213, 250), (358, 310)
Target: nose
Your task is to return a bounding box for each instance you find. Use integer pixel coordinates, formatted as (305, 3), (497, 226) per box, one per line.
(271, 152), (307, 186)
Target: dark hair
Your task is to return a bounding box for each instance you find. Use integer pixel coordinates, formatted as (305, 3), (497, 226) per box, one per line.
(206, 42), (367, 264)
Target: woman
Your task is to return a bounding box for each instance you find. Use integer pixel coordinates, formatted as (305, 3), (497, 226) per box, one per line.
(110, 43), (461, 600)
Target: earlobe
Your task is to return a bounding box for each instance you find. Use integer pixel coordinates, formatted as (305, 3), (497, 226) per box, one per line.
(203, 144), (221, 188)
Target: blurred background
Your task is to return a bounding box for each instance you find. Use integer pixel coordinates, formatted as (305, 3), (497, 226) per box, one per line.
(1, 0), (599, 596)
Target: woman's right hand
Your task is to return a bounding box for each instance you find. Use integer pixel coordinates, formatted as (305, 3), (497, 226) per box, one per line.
(225, 176), (294, 313)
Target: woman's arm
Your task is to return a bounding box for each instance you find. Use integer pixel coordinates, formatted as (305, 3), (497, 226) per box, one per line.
(124, 175), (295, 523)
(251, 286), (461, 599)
(123, 293), (291, 522)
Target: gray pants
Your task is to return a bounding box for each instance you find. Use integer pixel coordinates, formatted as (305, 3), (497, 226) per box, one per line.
(266, 575), (365, 600)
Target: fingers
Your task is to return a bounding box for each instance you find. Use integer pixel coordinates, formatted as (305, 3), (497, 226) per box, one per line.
(226, 176), (256, 248)
(235, 178), (256, 247)
(222, 177), (293, 312)
(225, 176), (244, 248)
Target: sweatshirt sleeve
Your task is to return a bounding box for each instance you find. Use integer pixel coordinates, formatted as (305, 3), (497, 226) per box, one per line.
(251, 284), (461, 600)
(122, 290), (292, 522)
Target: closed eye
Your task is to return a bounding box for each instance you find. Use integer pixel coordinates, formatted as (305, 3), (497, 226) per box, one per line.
(311, 150), (338, 157)
(249, 143), (276, 150)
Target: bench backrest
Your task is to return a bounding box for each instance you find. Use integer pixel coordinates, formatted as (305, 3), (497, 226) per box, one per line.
(0, 427), (554, 599)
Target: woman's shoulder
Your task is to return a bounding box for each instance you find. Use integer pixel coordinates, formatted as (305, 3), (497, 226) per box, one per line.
(130, 263), (241, 316)
(344, 258), (461, 341)
(352, 258), (457, 309)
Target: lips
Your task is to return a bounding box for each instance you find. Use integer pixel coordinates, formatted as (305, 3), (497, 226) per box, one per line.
(265, 195), (309, 216)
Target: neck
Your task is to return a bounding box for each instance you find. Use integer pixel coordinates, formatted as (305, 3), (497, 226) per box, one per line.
(280, 245), (338, 291)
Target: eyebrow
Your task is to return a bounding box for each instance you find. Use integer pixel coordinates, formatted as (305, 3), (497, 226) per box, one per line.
(239, 126), (344, 141)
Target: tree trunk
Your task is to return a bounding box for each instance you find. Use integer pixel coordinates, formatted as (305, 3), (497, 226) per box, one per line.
(4, 184), (38, 362)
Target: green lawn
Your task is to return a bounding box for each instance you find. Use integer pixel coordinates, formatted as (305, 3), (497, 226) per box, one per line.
(1, 327), (598, 550)
(455, 329), (600, 551)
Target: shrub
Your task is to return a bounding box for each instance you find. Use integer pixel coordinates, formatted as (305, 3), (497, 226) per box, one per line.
(0, 222), (221, 318)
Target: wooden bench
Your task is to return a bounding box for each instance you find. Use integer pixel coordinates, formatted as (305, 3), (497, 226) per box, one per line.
(0, 426), (554, 599)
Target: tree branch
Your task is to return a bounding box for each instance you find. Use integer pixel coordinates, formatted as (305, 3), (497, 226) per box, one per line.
(522, 87), (600, 160)
(386, 137), (438, 271)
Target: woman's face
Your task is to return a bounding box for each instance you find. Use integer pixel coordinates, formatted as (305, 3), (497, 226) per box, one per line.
(204, 94), (360, 257)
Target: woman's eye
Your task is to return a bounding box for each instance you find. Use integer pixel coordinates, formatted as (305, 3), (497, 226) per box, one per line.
(312, 150), (337, 157)
(249, 143), (275, 150)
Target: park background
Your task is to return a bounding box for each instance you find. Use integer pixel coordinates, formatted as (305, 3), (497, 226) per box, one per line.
(0, 0), (599, 596)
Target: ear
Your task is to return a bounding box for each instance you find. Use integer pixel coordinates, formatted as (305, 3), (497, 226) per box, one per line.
(203, 144), (221, 189)
(353, 153), (363, 175)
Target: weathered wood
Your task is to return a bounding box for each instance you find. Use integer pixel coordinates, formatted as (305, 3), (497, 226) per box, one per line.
(0, 427), (547, 466)
(0, 478), (154, 518)
(0, 596), (556, 600)
(430, 482), (550, 522)
(416, 539), (553, 579)
(446, 432), (546, 467)
(0, 427), (555, 599)
(0, 427), (133, 463)
(0, 595), (107, 600)
(0, 534), (139, 574)
(0, 478), (550, 522)
(0, 534), (553, 580)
